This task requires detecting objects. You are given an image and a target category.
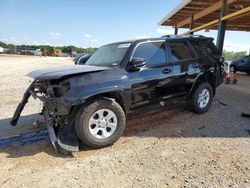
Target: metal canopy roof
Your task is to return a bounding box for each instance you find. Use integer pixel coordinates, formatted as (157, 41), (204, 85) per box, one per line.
(160, 0), (250, 32)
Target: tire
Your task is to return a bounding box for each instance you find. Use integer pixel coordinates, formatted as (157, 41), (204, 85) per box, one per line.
(232, 79), (237, 84)
(230, 65), (236, 73)
(247, 71), (250, 75)
(189, 82), (213, 114)
(225, 78), (230, 85)
(75, 98), (126, 149)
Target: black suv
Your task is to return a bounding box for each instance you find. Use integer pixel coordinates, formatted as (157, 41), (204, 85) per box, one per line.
(12, 35), (224, 152)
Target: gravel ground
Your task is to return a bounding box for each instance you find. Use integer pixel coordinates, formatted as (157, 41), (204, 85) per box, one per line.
(0, 55), (249, 188)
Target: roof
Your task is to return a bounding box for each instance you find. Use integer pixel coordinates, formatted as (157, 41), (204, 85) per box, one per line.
(160, 0), (250, 32)
(110, 35), (213, 45)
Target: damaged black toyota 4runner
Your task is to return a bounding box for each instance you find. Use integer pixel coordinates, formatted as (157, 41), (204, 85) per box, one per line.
(12, 35), (224, 152)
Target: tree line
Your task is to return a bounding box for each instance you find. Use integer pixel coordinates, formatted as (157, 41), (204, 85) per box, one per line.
(222, 50), (248, 61)
(0, 41), (97, 54)
(0, 41), (248, 60)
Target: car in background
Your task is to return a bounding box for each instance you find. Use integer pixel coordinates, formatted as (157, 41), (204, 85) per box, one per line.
(230, 55), (250, 75)
(73, 53), (91, 65)
(0, 47), (4, 53)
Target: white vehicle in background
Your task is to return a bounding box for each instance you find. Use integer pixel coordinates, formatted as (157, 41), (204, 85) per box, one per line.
(0, 47), (4, 53)
(32, 49), (42, 56)
(223, 60), (240, 84)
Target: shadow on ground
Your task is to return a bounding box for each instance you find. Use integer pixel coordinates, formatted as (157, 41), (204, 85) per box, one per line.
(0, 114), (45, 138)
(0, 99), (249, 158)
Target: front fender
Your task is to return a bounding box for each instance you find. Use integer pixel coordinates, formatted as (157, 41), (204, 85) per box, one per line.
(64, 88), (129, 106)
(62, 69), (131, 107)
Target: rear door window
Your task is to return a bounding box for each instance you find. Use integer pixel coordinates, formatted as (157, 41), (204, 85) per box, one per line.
(169, 41), (193, 61)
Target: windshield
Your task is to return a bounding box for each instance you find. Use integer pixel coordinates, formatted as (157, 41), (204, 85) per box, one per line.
(85, 43), (131, 66)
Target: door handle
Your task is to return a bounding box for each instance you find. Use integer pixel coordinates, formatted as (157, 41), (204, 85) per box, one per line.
(162, 68), (172, 74)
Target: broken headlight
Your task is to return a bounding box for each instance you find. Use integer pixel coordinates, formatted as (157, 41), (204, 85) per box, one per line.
(47, 82), (70, 98)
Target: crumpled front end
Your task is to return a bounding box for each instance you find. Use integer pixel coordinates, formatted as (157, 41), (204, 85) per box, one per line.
(11, 79), (80, 152)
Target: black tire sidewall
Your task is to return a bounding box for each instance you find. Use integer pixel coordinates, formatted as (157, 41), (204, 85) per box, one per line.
(190, 82), (213, 114)
(75, 99), (126, 148)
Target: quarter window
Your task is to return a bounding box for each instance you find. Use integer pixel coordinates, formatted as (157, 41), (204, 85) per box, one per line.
(189, 40), (204, 57)
(132, 41), (166, 67)
(169, 41), (192, 61)
(190, 40), (220, 56)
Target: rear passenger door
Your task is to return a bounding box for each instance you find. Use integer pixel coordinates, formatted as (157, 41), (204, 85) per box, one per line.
(167, 40), (200, 95)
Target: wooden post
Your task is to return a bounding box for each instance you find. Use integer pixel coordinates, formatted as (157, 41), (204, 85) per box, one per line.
(216, 0), (228, 54)
(190, 15), (194, 35)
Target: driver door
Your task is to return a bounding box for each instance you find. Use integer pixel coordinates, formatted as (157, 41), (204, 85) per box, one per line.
(127, 41), (174, 109)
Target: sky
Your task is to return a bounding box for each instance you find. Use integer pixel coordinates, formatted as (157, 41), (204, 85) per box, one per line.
(0, 0), (249, 52)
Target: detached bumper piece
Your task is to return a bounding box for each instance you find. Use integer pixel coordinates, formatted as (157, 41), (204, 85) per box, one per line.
(11, 83), (80, 153)
(10, 86), (32, 126)
(43, 107), (79, 152)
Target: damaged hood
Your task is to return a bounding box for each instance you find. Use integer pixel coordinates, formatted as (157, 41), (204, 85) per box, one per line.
(27, 65), (110, 80)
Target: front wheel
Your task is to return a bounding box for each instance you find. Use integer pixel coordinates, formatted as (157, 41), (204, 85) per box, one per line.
(75, 99), (126, 149)
(189, 82), (213, 114)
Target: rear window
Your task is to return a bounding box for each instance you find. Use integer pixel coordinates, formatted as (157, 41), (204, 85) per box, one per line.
(190, 39), (220, 57)
(189, 40), (204, 57)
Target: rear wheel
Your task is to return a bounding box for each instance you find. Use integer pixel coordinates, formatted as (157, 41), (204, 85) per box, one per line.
(189, 82), (213, 114)
(75, 98), (126, 149)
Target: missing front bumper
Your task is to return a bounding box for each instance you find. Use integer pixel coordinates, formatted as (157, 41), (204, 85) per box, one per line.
(11, 83), (79, 152)
(44, 109), (79, 152)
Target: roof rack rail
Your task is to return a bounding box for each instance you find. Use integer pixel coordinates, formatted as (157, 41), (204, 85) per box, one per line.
(161, 34), (205, 38)
(161, 35), (172, 37)
(189, 35), (205, 37)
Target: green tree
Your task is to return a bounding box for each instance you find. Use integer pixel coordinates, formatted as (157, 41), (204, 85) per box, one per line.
(223, 50), (247, 61)
(0, 40), (98, 56)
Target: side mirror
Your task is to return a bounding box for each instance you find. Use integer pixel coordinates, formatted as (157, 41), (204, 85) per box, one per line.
(128, 57), (145, 71)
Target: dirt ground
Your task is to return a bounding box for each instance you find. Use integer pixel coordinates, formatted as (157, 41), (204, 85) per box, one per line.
(0, 54), (249, 188)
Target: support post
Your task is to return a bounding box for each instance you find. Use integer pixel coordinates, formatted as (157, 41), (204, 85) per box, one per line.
(189, 15), (194, 35)
(174, 26), (178, 35)
(216, 0), (228, 54)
